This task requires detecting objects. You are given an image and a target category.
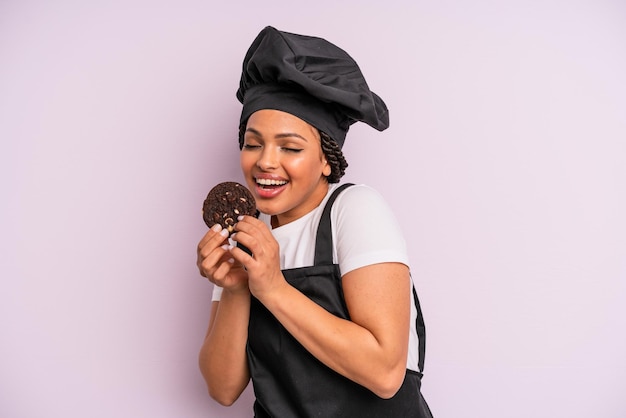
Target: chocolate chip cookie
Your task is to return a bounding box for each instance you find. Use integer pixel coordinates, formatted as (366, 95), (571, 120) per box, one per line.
(202, 181), (257, 233)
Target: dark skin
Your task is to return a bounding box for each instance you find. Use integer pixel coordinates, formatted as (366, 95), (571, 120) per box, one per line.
(197, 110), (411, 404)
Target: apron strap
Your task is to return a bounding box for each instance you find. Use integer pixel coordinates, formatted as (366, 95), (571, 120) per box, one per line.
(412, 282), (427, 374)
(313, 183), (354, 266)
(313, 182), (427, 375)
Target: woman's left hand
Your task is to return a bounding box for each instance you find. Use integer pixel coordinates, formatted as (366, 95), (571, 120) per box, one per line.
(229, 215), (286, 300)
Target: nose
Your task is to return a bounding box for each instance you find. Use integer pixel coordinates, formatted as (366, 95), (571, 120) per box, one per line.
(256, 146), (278, 171)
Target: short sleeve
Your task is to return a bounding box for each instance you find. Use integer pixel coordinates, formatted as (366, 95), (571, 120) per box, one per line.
(211, 285), (223, 301)
(332, 184), (409, 275)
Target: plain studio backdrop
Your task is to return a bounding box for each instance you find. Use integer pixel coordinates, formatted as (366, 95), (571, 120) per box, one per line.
(1, 1), (624, 417)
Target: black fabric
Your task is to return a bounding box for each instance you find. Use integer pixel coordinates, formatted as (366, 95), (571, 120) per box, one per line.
(237, 26), (389, 148)
(246, 184), (433, 417)
(413, 284), (427, 373)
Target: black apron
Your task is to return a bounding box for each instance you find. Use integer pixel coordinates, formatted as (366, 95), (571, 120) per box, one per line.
(247, 184), (433, 418)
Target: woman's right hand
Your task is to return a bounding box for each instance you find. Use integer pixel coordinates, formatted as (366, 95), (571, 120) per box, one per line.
(197, 224), (249, 293)
(198, 224), (252, 405)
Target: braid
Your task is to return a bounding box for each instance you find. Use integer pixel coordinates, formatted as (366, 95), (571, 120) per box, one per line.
(238, 123), (348, 183)
(320, 131), (348, 183)
(238, 124), (245, 150)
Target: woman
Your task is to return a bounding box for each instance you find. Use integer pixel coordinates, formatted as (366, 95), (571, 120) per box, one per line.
(197, 26), (433, 417)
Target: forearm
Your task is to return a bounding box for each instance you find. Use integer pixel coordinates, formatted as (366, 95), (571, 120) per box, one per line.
(259, 282), (409, 398)
(199, 291), (251, 405)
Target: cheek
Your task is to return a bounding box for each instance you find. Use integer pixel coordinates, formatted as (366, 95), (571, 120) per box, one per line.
(295, 163), (327, 185)
(284, 155), (320, 177)
(240, 152), (253, 172)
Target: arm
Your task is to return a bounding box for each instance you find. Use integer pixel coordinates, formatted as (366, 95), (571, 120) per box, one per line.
(196, 225), (251, 405)
(261, 262), (411, 398)
(269, 262), (409, 398)
(198, 295), (251, 405)
(231, 216), (411, 399)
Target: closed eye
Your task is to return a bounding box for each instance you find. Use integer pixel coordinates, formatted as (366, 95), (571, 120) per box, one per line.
(281, 147), (303, 153)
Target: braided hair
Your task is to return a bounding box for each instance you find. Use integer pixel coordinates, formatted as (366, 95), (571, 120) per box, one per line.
(319, 131), (348, 183)
(238, 124), (348, 183)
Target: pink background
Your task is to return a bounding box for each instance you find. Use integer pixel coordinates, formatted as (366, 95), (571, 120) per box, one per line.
(2, 1), (625, 416)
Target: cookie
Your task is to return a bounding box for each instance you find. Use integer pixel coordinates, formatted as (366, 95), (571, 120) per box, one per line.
(202, 181), (257, 233)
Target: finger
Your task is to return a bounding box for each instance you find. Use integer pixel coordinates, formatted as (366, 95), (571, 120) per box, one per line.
(229, 241), (255, 267)
(197, 225), (230, 258)
(198, 224), (217, 247)
(198, 242), (232, 277)
(198, 223), (229, 246)
(233, 214), (263, 229)
(209, 257), (236, 283)
(233, 215), (273, 241)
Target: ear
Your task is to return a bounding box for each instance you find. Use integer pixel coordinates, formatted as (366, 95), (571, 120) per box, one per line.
(322, 160), (331, 177)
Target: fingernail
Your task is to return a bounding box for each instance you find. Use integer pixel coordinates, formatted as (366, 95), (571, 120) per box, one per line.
(219, 228), (229, 238)
(227, 258), (235, 264)
(237, 215), (244, 221)
(221, 244), (233, 251)
(211, 224), (222, 232)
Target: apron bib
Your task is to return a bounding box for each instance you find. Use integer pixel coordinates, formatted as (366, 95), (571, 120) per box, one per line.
(247, 184), (433, 417)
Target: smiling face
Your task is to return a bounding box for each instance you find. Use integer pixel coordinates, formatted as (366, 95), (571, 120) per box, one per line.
(240, 109), (332, 227)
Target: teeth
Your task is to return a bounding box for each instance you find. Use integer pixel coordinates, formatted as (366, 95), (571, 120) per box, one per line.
(256, 178), (287, 186)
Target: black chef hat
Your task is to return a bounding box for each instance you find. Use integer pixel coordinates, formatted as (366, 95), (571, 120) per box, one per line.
(236, 26), (389, 148)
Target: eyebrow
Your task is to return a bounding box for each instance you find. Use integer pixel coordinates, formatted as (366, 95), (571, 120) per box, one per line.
(245, 127), (309, 142)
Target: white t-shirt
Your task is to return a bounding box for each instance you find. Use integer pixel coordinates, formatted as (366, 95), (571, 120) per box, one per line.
(211, 183), (420, 372)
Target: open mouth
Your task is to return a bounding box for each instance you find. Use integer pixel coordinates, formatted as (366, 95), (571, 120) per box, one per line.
(256, 178), (288, 189)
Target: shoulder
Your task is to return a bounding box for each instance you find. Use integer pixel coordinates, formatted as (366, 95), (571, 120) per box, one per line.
(330, 183), (409, 274)
(331, 183), (404, 241)
(332, 183), (395, 219)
